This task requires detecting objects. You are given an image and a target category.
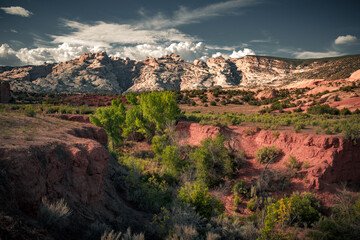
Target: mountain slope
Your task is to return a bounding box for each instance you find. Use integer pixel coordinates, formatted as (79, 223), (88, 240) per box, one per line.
(1, 53), (360, 93)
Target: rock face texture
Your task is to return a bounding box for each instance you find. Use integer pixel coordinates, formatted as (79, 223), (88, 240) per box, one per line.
(176, 121), (360, 189)
(0, 124), (109, 215)
(1, 53), (360, 93)
(0, 81), (11, 103)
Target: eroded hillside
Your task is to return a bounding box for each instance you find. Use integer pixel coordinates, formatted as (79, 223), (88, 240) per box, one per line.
(1, 53), (360, 94)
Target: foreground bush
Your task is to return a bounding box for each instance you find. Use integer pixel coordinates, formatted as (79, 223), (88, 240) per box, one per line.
(38, 198), (72, 229)
(308, 191), (360, 240)
(178, 182), (224, 218)
(259, 193), (320, 239)
(189, 134), (232, 186)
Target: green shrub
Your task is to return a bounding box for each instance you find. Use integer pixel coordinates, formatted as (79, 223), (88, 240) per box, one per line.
(24, 105), (36, 117)
(178, 182), (224, 218)
(256, 146), (280, 164)
(233, 179), (248, 197)
(285, 155), (300, 171)
(308, 191), (360, 240)
(210, 101), (216, 106)
(341, 118), (360, 142)
(340, 107), (352, 115)
(152, 134), (169, 155)
(189, 134), (232, 186)
(307, 104), (339, 115)
(247, 198), (256, 211)
(259, 193), (320, 240)
(161, 146), (183, 179)
(272, 131), (280, 138)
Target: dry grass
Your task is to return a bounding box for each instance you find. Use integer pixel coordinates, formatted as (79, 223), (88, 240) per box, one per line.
(0, 110), (82, 147)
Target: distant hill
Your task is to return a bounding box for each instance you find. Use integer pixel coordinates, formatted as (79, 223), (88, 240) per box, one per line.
(1, 52), (360, 93)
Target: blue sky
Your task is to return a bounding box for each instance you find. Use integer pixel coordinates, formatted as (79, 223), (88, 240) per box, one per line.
(0, 0), (359, 66)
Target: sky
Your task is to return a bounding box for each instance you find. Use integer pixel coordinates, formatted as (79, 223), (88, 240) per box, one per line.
(0, 0), (359, 66)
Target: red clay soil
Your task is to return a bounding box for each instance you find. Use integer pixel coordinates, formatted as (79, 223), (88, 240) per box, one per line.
(176, 121), (360, 212)
(329, 96), (360, 111)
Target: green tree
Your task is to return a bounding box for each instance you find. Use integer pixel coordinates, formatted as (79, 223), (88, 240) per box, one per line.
(126, 91), (138, 105)
(90, 98), (126, 149)
(122, 106), (154, 140)
(139, 91), (181, 133)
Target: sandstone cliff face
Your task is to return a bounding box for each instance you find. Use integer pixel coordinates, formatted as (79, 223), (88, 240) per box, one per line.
(0, 124), (109, 215)
(176, 121), (360, 189)
(1, 53), (360, 93)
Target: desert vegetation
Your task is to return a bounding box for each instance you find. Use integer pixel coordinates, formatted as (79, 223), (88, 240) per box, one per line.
(1, 83), (360, 239)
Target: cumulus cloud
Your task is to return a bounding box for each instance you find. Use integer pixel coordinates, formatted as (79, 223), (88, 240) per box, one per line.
(112, 42), (208, 62)
(1, 6), (32, 17)
(0, 1), (260, 66)
(334, 35), (357, 45)
(294, 50), (342, 59)
(51, 20), (196, 48)
(211, 48), (255, 59)
(229, 48), (255, 58)
(0, 44), (24, 66)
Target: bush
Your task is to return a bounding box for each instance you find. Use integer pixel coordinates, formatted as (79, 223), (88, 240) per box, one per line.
(340, 107), (352, 115)
(307, 104), (339, 115)
(178, 182), (224, 218)
(160, 146), (183, 179)
(256, 146), (280, 164)
(308, 190), (360, 240)
(38, 198), (71, 228)
(285, 155), (300, 171)
(259, 193), (320, 239)
(189, 134), (232, 187)
(210, 101), (217, 106)
(24, 105), (36, 117)
(233, 179), (248, 197)
(272, 131), (280, 138)
(152, 134), (169, 155)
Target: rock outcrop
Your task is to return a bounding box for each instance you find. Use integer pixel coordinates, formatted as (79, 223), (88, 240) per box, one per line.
(0, 124), (109, 215)
(0, 81), (11, 103)
(1, 53), (360, 94)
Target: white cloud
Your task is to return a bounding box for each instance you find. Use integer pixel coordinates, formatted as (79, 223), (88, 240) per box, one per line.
(334, 35), (357, 45)
(1, 6), (32, 17)
(211, 48), (255, 59)
(140, 0), (260, 29)
(51, 20), (196, 48)
(112, 42), (208, 62)
(229, 48), (255, 58)
(0, 44), (23, 66)
(294, 50), (342, 59)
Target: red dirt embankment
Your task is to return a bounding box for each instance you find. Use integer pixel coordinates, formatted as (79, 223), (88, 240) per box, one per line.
(176, 121), (360, 190)
(0, 124), (109, 215)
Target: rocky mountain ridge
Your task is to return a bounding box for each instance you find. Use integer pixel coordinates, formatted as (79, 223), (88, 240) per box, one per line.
(1, 52), (360, 93)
